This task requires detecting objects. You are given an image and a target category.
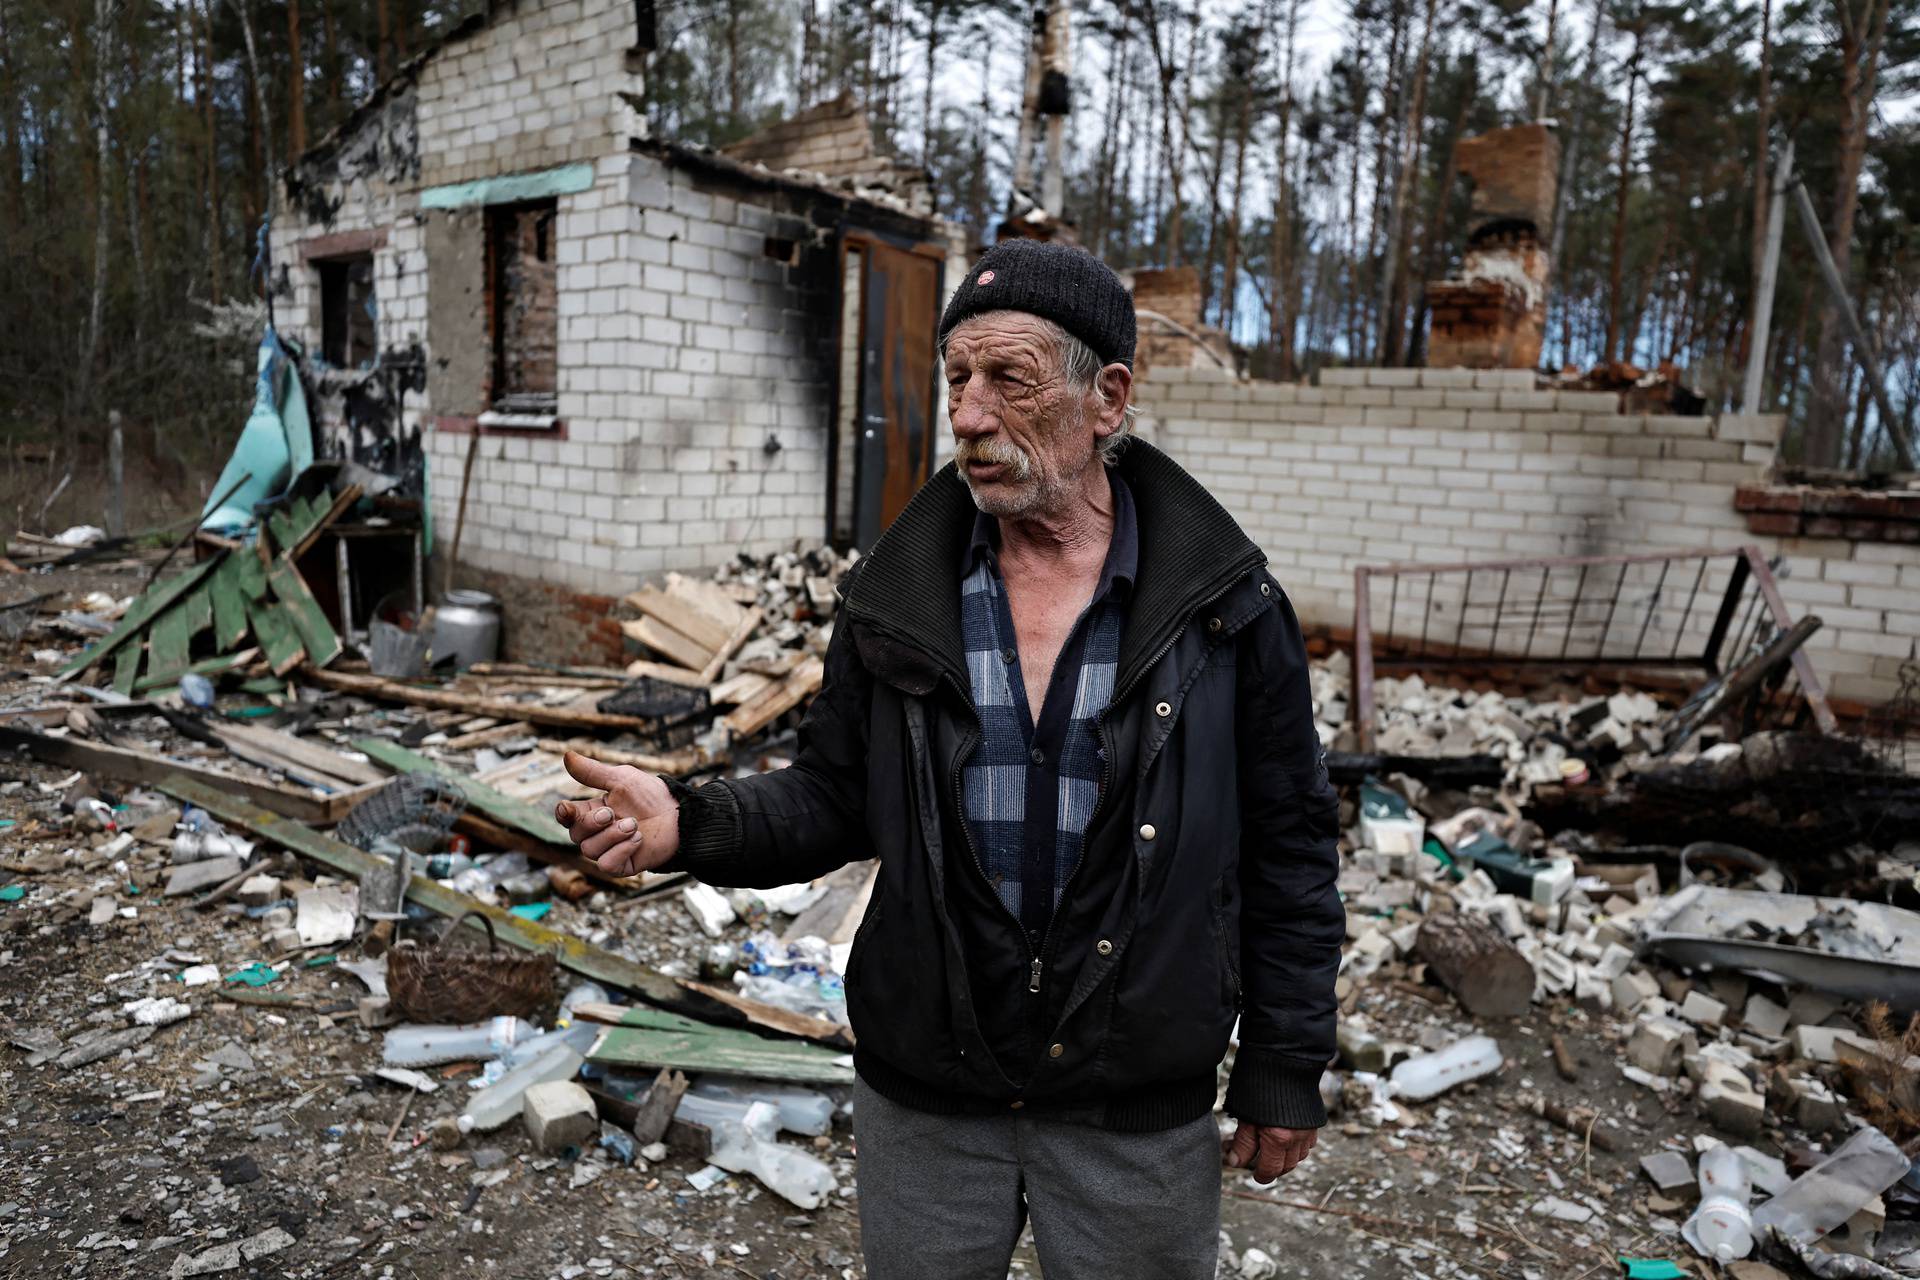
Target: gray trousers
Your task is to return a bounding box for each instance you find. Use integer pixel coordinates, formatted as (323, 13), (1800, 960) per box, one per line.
(853, 1078), (1222, 1280)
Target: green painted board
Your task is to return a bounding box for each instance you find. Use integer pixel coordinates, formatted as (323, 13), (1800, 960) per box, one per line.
(246, 595), (305, 674)
(182, 582), (213, 640)
(132, 649), (255, 693)
(57, 557), (220, 679)
(237, 676), (285, 695)
(111, 640), (143, 697)
(588, 1009), (854, 1084)
(231, 547), (268, 601)
(153, 774), (688, 1009)
(420, 161), (595, 210)
(266, 507), (300, 555)
(353, 738), (570, 848)
(209, 555), (249, 650)
(267, 560), (341, 666)
(147, 599), (194, 683)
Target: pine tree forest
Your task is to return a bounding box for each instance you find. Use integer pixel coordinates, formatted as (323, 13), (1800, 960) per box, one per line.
(1, 0), (1916, 486)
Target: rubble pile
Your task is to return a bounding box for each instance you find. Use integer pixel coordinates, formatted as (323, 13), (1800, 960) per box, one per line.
(3, 523), (1918, 1278)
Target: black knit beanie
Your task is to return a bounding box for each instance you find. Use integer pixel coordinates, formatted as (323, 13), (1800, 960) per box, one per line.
(938, 240), (1137, 370)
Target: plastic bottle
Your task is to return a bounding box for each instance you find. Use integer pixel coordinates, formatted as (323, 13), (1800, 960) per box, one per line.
(686, 1079), (835, 1137)
(493, 1023), (597, 1073)
(1751, 1125), (1911, 1246)
(1388, 1035), (1503, 1101)
(382, 1016), (540, 1067)
(457, 1044), (586, 1133)
(422, 852), (476, 879)
(558, 982), (611, 1026)
(1683, 1144), (1754, 1262)
(685, 1098), (836, 1209)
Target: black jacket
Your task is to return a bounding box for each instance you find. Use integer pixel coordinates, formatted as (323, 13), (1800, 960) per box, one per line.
(670, 442), (1343, 1131)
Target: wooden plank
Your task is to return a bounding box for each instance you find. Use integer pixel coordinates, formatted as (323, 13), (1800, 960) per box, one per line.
(587, 1006), (854, 1084)
(442, 720), (530, 751)
(231, 545), (268, 600)
(696, 605), (763, 683)
(709, 671), (774, 707)
(111, 640), (143, 697)
(131, 648), (260, 694)
(723, 656), (824, 738)
(146, 599), (194, 684)
(354, 737), (576, 848)
(535, 738), (714, 776)
(300, 667), (672, 732)
(214, 721), (385, 785)
(664, 573), (748, 630)
(0, 725), (345, 824)
(621, 659), (708, 687)
(246, 595), (307, 676)
(784, 861), (878, 947)
(625, 585), (733, 653)
(56, 557), (220, 680)
(626, 616), (713, 672)
(677, 978), (854, 1048)
(266, 506), (300, 555)
(267, 559), (342, 667)
(288, 483), (364, 561)
(208, 554), (249, 650)
(153, 774), (692, 1008)
(183, 580), (213, 639)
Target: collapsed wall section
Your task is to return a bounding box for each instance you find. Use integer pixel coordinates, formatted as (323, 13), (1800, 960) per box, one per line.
(1134, 365), (1919, 705)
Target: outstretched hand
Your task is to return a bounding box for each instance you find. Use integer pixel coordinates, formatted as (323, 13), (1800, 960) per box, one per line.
(1222, 1121), (1317, 1184)
(552, 750), (682, 877)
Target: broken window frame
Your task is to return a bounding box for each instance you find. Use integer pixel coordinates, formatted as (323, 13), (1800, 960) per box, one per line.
(482, 197), (560, 428)
(1350, 545), (1838, 752)
(316, 252), (378, 371)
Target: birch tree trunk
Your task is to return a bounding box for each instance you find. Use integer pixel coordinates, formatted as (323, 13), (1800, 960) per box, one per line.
(84, 0), (119, 404)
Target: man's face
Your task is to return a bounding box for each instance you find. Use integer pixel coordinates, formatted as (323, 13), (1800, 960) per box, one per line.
(944, 311), (1101, 519)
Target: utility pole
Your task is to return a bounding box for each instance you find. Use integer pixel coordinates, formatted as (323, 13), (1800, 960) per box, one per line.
(1740, 137), (1790, 415)
(1009, 5), (1046, 201)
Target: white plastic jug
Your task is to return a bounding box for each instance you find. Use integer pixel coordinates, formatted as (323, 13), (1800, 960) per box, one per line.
(1683, 1144), (1754, 1262)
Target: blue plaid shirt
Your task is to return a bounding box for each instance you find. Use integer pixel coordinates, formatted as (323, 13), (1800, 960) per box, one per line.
(958, 472), (1137, 944)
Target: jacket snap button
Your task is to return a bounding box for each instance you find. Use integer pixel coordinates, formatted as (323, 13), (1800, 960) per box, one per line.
(1207, 617), (1223, 633)
(1154, 701), (1171, 717)
(1096, 939), (1113, 956)
(1260, 583), (1271, 597)
(1048, 1043), (1064, 1058)
(1139, 823), (1156, 841)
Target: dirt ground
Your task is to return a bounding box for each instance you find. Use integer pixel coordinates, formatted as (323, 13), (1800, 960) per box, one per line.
(0, 554), (1804, 1280)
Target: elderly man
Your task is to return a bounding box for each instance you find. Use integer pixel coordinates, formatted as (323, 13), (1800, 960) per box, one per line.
(556, 240), (1342, 1279)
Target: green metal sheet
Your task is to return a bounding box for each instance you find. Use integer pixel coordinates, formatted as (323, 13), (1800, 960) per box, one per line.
(420, 162), (596, 210)
(131, 649), (256, 694)
(353, 737), (570, 848)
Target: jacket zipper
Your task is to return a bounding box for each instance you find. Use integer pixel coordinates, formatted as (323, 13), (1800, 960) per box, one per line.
(1027, 572), (1254, 1005)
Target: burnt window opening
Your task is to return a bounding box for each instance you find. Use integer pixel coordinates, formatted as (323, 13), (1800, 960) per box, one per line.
(764, 235), (798, 264)
(318, 254), (377, 369)
(487, 199), (559, 416)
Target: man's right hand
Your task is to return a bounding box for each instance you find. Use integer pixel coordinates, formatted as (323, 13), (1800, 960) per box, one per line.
(553, 750), (681, 876)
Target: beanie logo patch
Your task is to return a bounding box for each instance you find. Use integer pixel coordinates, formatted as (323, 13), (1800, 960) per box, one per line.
(976, 270), (996, 285)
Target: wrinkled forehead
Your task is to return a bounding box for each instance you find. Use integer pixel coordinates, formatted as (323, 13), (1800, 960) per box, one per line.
(942, 310), (1062, 367)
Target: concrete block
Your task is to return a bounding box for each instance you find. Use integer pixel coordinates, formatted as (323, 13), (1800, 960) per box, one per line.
(1742, 993), (1790, 1038)
(1612, 969), (1661, 1016)
(1626, 1015), (1695, 1076)
(1678, 989), (1729, 1029)
(1639, 1150), (1696, 1200)
(237, 875), (283, 908)
(523, 1080), (598, 1154)
(1695, 1061), (1765, 1137)
(1787, 1075), (1847, 1133)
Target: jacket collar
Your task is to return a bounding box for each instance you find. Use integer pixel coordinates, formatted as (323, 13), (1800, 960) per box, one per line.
(841, 440), (1264, 696)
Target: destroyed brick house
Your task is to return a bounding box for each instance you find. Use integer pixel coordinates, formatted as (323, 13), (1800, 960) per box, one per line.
(271, 0), (965, 602)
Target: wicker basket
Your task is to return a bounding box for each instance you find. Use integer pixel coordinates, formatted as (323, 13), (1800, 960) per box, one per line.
(385, 911), (555, 1024)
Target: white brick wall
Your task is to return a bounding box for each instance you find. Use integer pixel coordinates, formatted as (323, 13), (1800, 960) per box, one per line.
(1136, 366), (1920, 705)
